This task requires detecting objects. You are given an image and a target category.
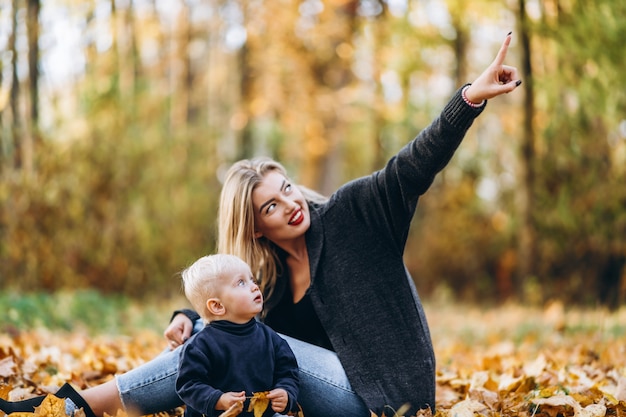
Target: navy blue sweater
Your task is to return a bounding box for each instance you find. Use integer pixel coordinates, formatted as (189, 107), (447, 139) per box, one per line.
(175, 319), (299, 417)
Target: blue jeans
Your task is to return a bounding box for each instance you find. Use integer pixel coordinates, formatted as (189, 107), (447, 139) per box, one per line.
(116, 319), (370, 417)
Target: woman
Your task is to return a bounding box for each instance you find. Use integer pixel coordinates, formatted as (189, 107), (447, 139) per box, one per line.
(1, 33), (520, 417)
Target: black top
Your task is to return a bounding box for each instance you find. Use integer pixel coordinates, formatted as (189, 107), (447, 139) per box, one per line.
(264, 289), (333, 351)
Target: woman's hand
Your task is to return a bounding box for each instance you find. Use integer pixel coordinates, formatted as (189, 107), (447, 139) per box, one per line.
(163, 312), (193, 349)
(464, 32), (521, 104)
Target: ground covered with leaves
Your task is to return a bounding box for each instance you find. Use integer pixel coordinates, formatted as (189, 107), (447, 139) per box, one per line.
(1, 302), (626, 417)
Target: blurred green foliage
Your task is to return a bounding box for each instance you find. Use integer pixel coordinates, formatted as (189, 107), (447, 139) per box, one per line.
(0, 290), (184, 334)
(0, 127), (220, 298)
(1, 0), (625, 307)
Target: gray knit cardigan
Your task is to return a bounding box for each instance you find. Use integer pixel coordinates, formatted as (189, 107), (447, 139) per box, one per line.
(267, 86), (485, 416)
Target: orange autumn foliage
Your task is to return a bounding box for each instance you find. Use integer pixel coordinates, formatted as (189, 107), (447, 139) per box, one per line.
(2, 304), (626, 417)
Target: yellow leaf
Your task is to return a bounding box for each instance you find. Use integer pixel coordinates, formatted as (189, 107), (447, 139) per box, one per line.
(218, 400), (243, 417)
(0, 384), (13, 401)
(285, 403), (304, 417)
(33, 395), (67, 417)
(448, 398), (488, 417)
(247, 392), (270, 417)
(414, 408), (434, 417)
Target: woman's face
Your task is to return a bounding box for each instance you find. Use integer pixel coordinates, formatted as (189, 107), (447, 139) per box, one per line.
(251, 171), (311, 245)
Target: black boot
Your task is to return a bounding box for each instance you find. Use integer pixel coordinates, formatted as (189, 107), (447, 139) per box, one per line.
(0, 394), (45, 414)
(0, 383), (95, 417)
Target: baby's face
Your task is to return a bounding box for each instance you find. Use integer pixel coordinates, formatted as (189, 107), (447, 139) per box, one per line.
(218, 263), (263, 323)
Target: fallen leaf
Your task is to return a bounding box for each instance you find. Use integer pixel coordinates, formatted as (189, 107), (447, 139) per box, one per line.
(33, 395), (66, 417)
(1, 384), (13, 401)
(448, 397), (487, 417)
(286, 403), (304, 417)
(0, 358), (17, 379)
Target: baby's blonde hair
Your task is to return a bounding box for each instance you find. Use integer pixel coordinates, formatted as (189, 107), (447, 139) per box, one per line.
(181, 254), (249, 322)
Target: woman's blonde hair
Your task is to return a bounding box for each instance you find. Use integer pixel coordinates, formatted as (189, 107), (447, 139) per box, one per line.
(217, 157), (326, 303)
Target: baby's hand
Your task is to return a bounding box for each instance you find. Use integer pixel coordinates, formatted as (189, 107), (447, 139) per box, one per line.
(266, 388), (289, 413)
(216, 391), (245, 411)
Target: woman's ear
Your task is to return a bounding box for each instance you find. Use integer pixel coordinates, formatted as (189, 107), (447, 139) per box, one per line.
(254, 231), (263, 239)
(207, 298), (225, 316)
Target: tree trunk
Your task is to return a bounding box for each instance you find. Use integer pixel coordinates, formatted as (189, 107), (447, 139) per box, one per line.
(516, 0), (537, 296)
(598, 254), (625, 310)
(9, 0), (22, 170)
(27, 0), (40, 127)
(170, 1), (191, 131)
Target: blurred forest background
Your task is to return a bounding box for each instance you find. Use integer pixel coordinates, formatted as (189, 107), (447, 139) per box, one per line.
(1, 0), (625, 309)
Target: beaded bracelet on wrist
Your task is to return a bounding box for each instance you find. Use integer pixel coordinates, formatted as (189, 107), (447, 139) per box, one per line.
(462, 85), (486, 108)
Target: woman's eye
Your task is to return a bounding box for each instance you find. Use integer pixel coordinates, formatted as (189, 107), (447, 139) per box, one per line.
(265, 203), (276, 214)
(285, 184), (292, 193)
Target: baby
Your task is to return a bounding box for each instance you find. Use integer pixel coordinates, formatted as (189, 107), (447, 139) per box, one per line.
(175, 254), (299, 417)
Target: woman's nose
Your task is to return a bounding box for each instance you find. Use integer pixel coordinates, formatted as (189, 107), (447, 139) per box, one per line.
(285, 200), (298, 213)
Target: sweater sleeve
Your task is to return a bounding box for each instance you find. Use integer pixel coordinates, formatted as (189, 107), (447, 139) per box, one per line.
(392, 83), (485, 197)
(175, 339), (224, 417)
(333, 85), (485, 249)
(170, 308), (201, 323)
(270, 331), (300, 413)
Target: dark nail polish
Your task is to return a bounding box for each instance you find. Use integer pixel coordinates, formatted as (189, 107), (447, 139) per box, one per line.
(507, 31), (512, 36)
(515, 80), (522, 87)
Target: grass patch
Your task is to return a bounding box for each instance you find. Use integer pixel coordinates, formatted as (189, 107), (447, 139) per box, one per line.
(0, 290), (189, 335)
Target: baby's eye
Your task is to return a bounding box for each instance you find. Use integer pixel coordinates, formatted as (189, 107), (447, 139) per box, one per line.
(237, 279), (246, 287)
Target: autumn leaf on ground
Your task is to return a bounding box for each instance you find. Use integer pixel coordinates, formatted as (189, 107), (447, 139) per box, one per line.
(1, 384), (13, 401)
(286, 403), (304, 417)
(0, 358), (17, 379)
(247, 392), (269, 417)
(413, 409), (433, 417)
(218, 400), (243, 417)
(374, 403), (415, 417)
(448, 397), (488, 417)
(530, 393), (607, 417)
(33, 395), (66, 417)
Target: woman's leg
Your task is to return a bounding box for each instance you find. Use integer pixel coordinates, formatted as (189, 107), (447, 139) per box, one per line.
(80, 381), (123, 416)
(114, 319), (205, 415)
(114, 346), (183, 415)
(280, 335), (370, 417)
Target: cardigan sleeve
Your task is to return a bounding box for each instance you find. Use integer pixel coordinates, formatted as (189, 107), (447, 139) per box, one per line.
(269, 330), (300, 413)
(332, 85), (485, 248)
